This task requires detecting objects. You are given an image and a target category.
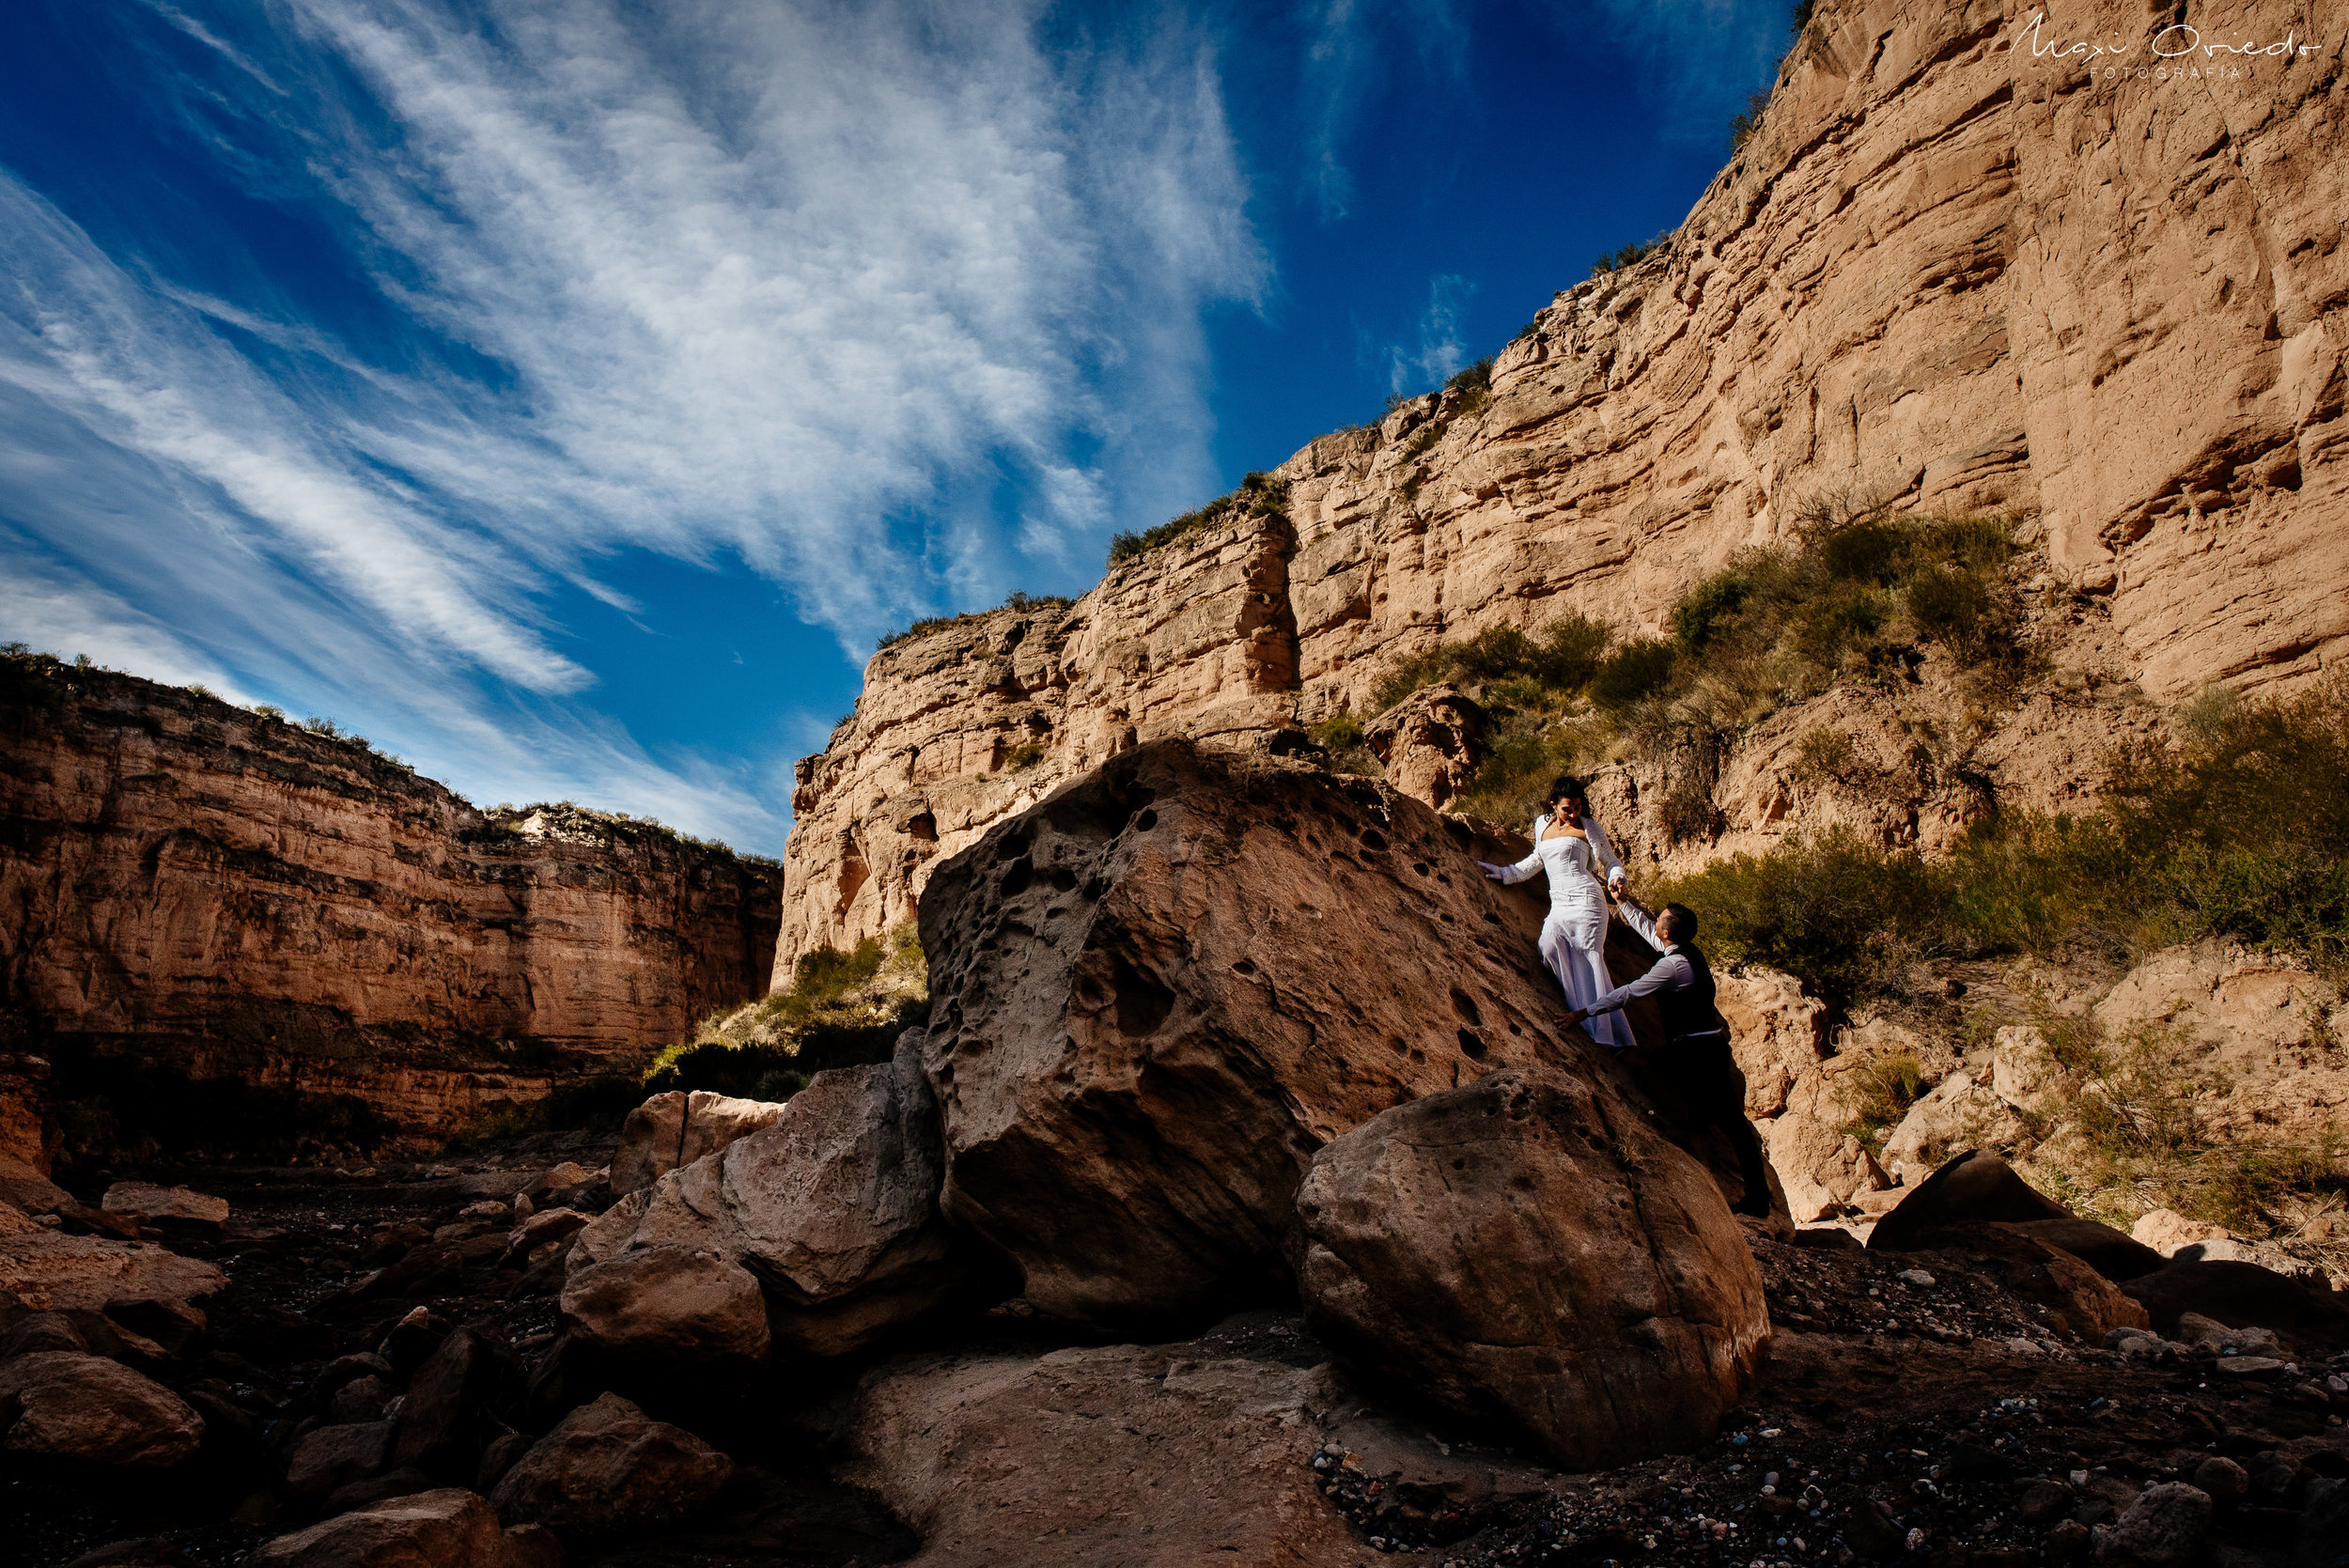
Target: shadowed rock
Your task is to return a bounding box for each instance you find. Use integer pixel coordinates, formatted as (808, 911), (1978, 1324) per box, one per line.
(245, 1488), (560, 1568)
(0, 1350), (204, 1467)
(1294, 1070), (1768, 1468)
(610, 1091), (786, 1197)
(490, 1391), (732, 1537)
(914, 738), (1750, 1330)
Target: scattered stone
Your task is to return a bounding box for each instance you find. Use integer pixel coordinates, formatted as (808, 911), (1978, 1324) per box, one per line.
(2122, 1258), (2341, 1340)
(0, 1350), (205, 1467)
(394, 1326), (523, 1479)
(2192, 1455), (2248, 1502)
(245, 1487), (561, 1568)
(559, 1246), (770, 1374)
(2132, 1208), (2231, 1256)
(329, 1374), (397, 1424)
(286, 1421), (396, 1497)
(58, 1539), (198, 1568)
(101, 1183), (230, 1228)
(490, 1390), (732, 1536)
(2092, 1482), (2210, 1568)
(321, 1467), (435, 1514)
(0, 1231), (226, 1312)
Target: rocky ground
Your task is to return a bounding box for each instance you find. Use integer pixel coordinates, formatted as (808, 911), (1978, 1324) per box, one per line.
(8, 1147), (2347, 1568)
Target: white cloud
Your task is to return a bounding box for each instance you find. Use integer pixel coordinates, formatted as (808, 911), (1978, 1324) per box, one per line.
(0, 0), (1267, 847)
(1384, 272), (1474, 395)
(1300, 0), (1470, 223)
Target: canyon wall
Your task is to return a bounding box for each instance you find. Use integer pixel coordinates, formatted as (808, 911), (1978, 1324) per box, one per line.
(777, 0), (2348, 973)
(0, 658), (780, 1149)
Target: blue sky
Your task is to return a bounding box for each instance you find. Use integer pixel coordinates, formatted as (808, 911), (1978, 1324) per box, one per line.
(0, 0), (1794, 855)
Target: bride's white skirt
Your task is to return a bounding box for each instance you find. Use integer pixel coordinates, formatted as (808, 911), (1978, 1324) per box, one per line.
(1539, 901), (1633, 1050)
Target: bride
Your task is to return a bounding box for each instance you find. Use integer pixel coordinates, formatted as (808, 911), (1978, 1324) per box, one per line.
(1479, 775), (1634, 1049)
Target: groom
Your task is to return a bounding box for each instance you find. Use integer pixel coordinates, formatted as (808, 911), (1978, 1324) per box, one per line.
(1558, 896), (1773, 1219)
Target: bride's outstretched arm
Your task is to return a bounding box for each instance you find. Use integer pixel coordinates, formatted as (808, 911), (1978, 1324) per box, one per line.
(1479, 843), (1544, 884)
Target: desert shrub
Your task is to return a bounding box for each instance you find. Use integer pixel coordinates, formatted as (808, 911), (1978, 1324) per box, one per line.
(877, 588), (1075, 653)
(1591, 233), (1671, 278)
(1727, 88), (1772, 154)
(1671, 571), (1753, 653)
(1445, 357), (1493, 396)
(1370, 614), (1610, 713)
(1655, 827), (1948, 1010)
(1842, 1051), (1927, 1151)
(1108, 471), (1290, 568)
(1309, 710), (1382, 779)
(1937, 675), (2349, 969)
(1004, 741), (1047, 771)
(1588, 639), (1676, 711)
(1790, 725), (1858, 785)
(643, 926), (926, 1097)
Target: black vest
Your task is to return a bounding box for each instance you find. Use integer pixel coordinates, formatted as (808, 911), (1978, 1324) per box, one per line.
(1658, 940), (1729, 1042)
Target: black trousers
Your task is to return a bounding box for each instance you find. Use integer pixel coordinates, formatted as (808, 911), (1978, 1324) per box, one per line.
(1660, 1032), (1772, 1217)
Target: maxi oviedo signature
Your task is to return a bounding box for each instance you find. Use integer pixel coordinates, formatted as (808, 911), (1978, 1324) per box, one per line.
(2021, 10), (2323, 79)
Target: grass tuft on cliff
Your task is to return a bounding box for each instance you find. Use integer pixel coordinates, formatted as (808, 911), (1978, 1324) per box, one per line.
(1655, 674), (2349, 1008)
(643, 924), (928, 1101)
(1353, 505), (2032, 828)
(875, 589), (1074, 655)
(1106, 470), (1289, 569)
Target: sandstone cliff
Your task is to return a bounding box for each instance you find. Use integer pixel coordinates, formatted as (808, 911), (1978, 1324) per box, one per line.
(0, 657), (781, 1151)
(779, 0), (2348, 971)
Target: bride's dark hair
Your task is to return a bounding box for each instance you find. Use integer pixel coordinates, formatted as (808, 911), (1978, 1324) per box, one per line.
(1548, 775), (1587, 815)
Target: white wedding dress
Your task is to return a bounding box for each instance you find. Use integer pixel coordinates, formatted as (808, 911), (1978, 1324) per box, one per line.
(1488, 814), (1633, 1049)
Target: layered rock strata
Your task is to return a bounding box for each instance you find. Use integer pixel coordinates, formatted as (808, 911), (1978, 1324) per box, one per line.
(0, 660), (781, 1141)
(777, 0), (2348, 970)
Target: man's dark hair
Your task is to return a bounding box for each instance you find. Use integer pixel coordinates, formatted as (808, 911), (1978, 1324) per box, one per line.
(1659, 903), (1699, 941)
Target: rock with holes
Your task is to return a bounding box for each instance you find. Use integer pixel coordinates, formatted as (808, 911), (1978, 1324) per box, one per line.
(584, 1034), (991, 1358)
(1361, 683), (1486, 812)
(1294, 1070), (1768, 1468)
(914, 738), (1726, 1330)
(610, 1092), (786, 1197)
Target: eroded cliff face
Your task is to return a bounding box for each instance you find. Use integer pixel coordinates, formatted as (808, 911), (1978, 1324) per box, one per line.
(0, 660), (781, 1147)
(779, 0), (2348, 971)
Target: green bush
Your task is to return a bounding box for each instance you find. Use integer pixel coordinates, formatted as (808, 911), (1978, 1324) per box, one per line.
(876, 589), (1075, 653)
(642, 926), (928, 1099)
(1655, 827), (1949, 1011)
(1588, 638), (1676, 711)
(1108, 471), (1290, 568)
(1592, 233), (1671, 278)
(1371, 614), (1610, 713)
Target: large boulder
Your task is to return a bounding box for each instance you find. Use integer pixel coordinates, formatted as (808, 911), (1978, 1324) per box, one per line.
(1294, 1071), (1768, 1468)
(558, 1247), (770, 1374)
(245, 1488), (559, 1568)
(2121, 1257), (2349, 1344)
(394, 1326), (524, 1479)
(0, 1350), (205, 1466)
(0, 1231), (226, 1312)
(595, 1036), (986, 1357)
(286, 1421), (396, 1497)
(100, 1183), (229, 1228)
(490, 1391), (732, 1537)
(610, 1091), (786, 1197)
(1868, 1150), (2070, 1252)
(913, 739), (1714, 1328)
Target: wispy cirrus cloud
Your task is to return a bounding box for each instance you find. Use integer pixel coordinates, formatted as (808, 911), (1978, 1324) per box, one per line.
(1299, 0), (1470, 222)
(0, 0), (1265, 848)
(1579, 0), (1796, 145)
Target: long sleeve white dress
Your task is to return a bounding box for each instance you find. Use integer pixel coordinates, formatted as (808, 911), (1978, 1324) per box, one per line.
(1483, 814), (1633, 1049)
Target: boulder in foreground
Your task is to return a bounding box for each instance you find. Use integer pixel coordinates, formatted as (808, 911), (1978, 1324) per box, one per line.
(1296, 1070), (1768, 1468)
(558, 1247), (769, 1375)
(914, 739), (1666, 1328)
(245, 1488), (559, 1568)
(490, 1391), (732, 1537)
(0, 1351), (205, 1467)
(599, 1036), (984, 1358)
